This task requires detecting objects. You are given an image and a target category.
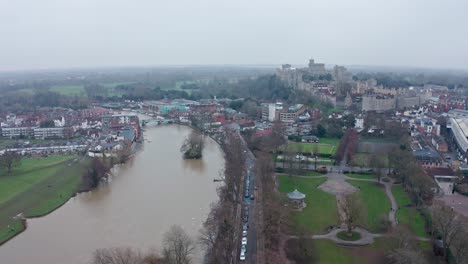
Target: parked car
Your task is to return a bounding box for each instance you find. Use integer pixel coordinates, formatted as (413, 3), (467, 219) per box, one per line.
(241, 244), (247, 253)
(242, 237), (247, 245)
(250, 195), (255, 200)
(243, 223), (249, 230)
(242, 230), (247, 236)
(240, 251), (246, 261)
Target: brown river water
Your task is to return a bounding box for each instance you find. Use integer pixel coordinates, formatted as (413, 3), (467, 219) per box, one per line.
(0, 125), (223, 264)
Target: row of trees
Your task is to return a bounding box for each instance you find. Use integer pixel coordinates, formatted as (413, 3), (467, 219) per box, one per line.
(198, 132), (245, 263)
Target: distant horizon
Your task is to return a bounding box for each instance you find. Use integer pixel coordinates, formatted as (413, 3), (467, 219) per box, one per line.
(1, 61), (467, 75)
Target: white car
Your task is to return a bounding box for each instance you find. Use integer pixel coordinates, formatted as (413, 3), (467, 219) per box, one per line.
(240, 251), (246, 261)
(242, 230), (247, 236)
(242, 237), (247, 245)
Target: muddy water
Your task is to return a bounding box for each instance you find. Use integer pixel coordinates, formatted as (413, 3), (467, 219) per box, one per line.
(0, 125), (222, 264)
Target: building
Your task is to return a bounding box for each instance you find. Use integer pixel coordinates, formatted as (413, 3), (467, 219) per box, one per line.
(33, 127), (65, 139)
(432, 135), (448, 152)
(448, 117), (468, 160)
(362, 95), (396, 112)
(1, 127), (34, 138)
(261, 103), (277, 122)
(279, 104), (306, 123)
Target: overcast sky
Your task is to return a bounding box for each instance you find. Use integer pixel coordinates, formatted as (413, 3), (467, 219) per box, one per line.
(1, 0), (467, 71)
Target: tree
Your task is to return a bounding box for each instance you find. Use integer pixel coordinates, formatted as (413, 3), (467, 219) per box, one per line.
(180, 130), (204, 159)
(340, 193), (366, 236)
(312, 143), (319, 170)
(451, 229), (468, 264)
(369, 154), (384, 182)
(39, 119), (56, 128)
(82, 158), (109, 189)
(91, 247), (164, 264)
(389, 248), (425, 264)
(91, 247), (142, 264)
(316, 124), (326, 138)
(162, 225), (195, 264)
(0, 151), (21, 175)
(431, 202), (464, 259)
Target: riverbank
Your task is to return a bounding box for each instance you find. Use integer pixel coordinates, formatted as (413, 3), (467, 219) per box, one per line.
(0, 155), (90, 246)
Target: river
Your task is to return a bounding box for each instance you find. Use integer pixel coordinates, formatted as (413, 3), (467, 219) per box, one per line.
(0, 125), (223, 264)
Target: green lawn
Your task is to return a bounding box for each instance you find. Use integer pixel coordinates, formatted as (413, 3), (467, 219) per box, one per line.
(286, 237), (439, 264)
(287, 137), (339, 155)
(360, 137), (399, 143)
(278, 175), (338, 234)
(346, 173), (375, 180)
(160, 80), (203, 95)
(0, 155), (89, 245)
(50, 84), (86, 96)
(392, 185), (428, 237)
(351, 153), (389, 167)
(347, 180), (391, 232)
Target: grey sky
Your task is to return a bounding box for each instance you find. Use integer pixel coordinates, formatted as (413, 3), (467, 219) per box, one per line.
(1, 0), (467, 71)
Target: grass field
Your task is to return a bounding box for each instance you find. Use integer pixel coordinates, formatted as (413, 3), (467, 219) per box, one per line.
(392, 185), (428, 237)
(0, 155), (89, 245)
(347, 180), (391, 232)
(160, 80), (203, 95)
(278, 175), (338, 234)
(287, 137), (339, 155)
(351, 153), (389, 167)
(346, 173), (375, 180)
(50, 84), (87, 96)
(285, 237), (440, 264)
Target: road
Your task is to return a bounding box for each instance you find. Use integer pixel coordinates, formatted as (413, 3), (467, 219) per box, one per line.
(237, 135), (258, 263)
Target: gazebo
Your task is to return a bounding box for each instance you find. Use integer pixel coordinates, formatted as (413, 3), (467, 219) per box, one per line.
(287, 189), (306, 208)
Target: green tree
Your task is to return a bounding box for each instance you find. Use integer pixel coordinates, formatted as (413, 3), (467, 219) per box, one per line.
(0, 151), (21, 175)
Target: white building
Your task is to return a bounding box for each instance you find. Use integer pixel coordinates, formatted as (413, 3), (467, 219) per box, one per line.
(1, 127), (34, 138)
(34, 127), (65, 139)
(355, 117), (364, 132)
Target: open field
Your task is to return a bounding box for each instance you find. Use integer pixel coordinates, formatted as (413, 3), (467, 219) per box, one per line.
(351, 153), (389, 167)
(285, 237), (440, 264)
(347, 180), (391, 232)
(287, 137), (339, 155)
(50, 84), (86, 96)
(160, 80), (204, 95)
(0, 155), (89, 245)
(345, 173), (375, 180)
(278, 175), (338, 234)
(392, 185), (428, 237)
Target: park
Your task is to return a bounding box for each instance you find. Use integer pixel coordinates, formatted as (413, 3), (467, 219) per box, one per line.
(276, 161), (436, 263)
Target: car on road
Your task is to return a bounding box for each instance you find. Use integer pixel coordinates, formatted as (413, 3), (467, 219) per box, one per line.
(250, 195), (255, 200)
(241, 244), (247, 253)
(242, 237), (247, 245)
(240, 251), (246, 261)
(243, 215), (248, 222)
(242, 230), (247, 236)
(243, 223), (249, 230)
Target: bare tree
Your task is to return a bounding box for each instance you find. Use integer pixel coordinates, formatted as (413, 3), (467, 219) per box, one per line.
(162, 225), (195, 264)
(82, 157), (109, 189)
(431, 202), (464, 259)
(340, 193), (366, 236)
(389, 248), (425, 264)
(0, 151), (21, 175)
(451, 229), (468, 264)
(180, 130), (204, 159)
(312, 143), (319, 170)
(91, 247), (142, 264)
(369, 154), (384, 182)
